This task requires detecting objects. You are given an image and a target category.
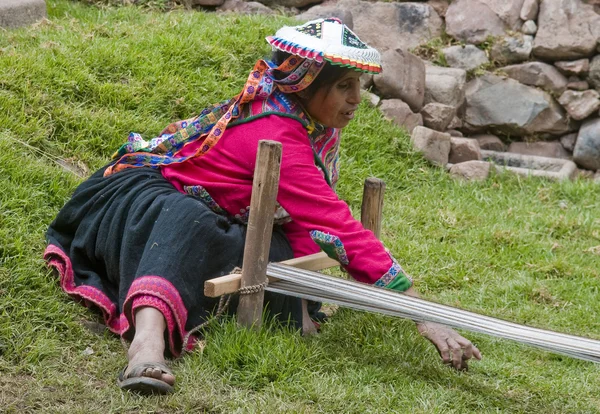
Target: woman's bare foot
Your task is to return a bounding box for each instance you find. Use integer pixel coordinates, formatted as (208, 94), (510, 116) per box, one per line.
(124, 307), (175, 386)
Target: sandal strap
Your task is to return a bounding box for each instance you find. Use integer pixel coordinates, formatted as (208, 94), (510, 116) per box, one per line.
(124, 362), (172, 379)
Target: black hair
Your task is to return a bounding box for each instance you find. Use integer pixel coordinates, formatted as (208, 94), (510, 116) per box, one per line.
(271, 50), (352, 99)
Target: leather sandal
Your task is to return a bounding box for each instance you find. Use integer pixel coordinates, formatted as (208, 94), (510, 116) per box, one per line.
(117, 362), (174, 395)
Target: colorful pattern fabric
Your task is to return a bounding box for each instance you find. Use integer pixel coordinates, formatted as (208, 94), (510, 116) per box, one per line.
(105, 18), (381, 180)
(382, 272), (413, 292)
(266, 18), (382, 74)
(273, 58), (325, 93)
(104, 59), (269, 176)
(185, 183), (292, 226)
(374, 254), (413, 292)
(44, 245), (197, 355)
(184, 185), (227, 215)
(104, 57), (340, 184)
(309, 230), (350, 265)
(310, 123), (340, 188)
(234, 206), (250, 224)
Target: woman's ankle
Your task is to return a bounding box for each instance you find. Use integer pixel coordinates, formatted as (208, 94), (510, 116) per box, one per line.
(128, 306), (168, 361)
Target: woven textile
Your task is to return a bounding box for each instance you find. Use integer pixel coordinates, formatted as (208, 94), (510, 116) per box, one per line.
(267, 18), (382, 74)
(105, 18), (381, 183)
(45, 166), (313, 356)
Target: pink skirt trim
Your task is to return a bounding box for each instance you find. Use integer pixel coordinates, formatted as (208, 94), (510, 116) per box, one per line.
(44, 244), (197, 356)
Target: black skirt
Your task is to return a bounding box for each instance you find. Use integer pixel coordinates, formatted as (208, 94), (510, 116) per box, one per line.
(45, 165), (312, 356)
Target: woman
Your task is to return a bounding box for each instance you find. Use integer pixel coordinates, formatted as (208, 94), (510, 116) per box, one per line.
(45, 18), (481, 395)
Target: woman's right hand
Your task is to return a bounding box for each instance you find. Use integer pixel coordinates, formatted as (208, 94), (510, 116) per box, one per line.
(416, 321), (482, 370)
(402, 286), (482, 370)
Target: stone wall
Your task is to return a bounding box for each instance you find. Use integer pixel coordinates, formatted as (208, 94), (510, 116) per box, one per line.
(11, 0), (600, 179)
(291, 0), (600, 179)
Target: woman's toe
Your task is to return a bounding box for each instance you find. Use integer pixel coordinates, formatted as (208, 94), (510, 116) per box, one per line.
(162, 371), (176, 386)
(147, 367), (162, 379)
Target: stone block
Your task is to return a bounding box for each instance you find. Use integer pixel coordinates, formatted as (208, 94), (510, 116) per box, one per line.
(443, 44), (489, 71)
(558, 89), (600, 121)
(379, 99), (423, 133)
(449, 137), (482, 164)
(420, 103), (455, 131)
(520, 0), (539, 21)
(573, 117), (600, 170)
(560, 133), (577, 152)
(374, 48), (425, 112)
(0, 0), (46, 29)
(449, 160), (491, 181)
(507, 141), (570, 159)
(464, 74), (570, 136)
(473, 134), (505, 151)
(424, 65), (466, 109)
(411, 126), (451, 166)
(521, 20), (537, 35)
(502, 61), (568, 96)
(481, 150), (578, 181)
(567, 78), (589, 91)
(555, 59), (590, 77)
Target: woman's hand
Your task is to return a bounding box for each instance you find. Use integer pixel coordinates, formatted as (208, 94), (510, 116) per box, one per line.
(401, 287), (482, 370)
(416, 321), (482, 370)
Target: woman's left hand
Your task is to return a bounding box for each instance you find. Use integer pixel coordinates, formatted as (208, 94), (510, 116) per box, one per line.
(416, 321), (482, 370)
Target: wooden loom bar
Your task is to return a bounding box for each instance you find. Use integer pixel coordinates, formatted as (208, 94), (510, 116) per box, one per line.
(204, 252), (336, 298)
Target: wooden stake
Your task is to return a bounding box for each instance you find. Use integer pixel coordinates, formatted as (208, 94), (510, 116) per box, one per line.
(360, 177), (385, 238)
(237, 140), (282, 329)
(301, 297), (318, 336)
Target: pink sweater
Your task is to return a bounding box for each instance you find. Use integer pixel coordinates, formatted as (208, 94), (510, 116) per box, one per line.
(161, 114), (411, 289)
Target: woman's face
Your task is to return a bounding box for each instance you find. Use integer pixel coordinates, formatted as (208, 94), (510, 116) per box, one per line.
(303, 70), (362, 129)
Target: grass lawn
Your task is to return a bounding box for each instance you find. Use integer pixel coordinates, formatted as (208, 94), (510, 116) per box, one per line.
(1, 1), (600, 412)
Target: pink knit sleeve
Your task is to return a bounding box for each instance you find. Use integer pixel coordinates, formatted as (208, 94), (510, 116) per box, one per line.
(273, 122), (412, 291)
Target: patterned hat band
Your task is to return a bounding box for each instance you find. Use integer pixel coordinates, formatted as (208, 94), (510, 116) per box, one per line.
(266, 17), (382, 75)
(270, 55), (325, 93)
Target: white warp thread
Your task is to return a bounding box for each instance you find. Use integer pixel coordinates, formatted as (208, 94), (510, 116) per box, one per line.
(266, 263), (600, 364)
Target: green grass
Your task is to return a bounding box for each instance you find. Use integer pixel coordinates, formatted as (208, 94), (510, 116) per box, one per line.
(1, 1), (600, 412)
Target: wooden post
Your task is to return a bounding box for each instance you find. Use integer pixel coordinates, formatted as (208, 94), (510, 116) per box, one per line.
(237, 140), (282, 329)
(360, 177), (385, 237)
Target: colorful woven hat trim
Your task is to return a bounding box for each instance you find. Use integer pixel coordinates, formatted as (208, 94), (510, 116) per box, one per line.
(104, 54), (329, 176)
(273, 56), (325, 93)
(267, 37), (324, 62)
(324, 53), (381, 74)
(266, 18), (382, 75)
(104, 59), (270, 176)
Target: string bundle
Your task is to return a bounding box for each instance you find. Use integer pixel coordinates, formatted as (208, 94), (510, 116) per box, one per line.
(266, 263), (600, 363)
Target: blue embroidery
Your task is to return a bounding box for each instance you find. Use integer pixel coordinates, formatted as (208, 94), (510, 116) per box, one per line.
(374, 253), (412, 287)
(184, 185), (226, 215)
(309, 230), (349, 265)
